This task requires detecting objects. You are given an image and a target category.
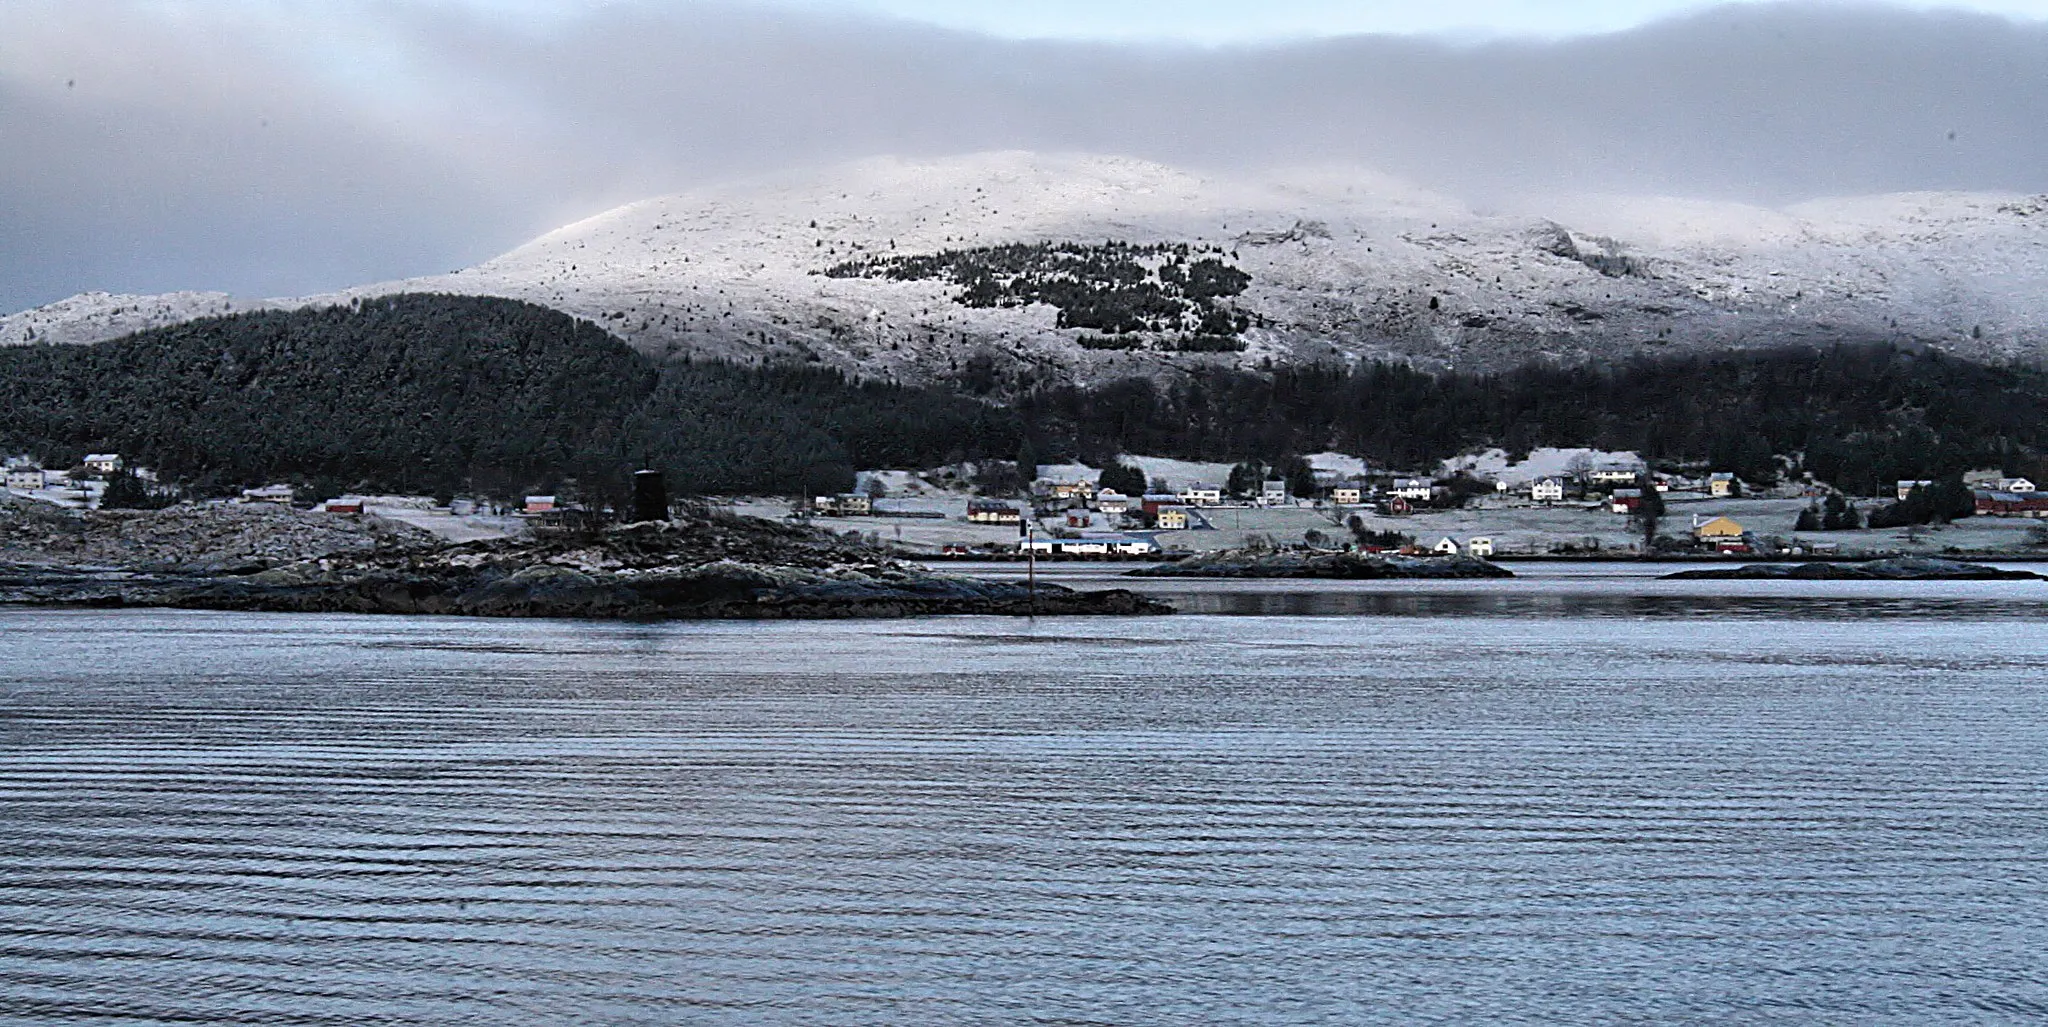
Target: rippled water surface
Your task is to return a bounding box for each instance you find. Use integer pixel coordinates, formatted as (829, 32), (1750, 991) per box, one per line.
(4, 573), (2047, 1024)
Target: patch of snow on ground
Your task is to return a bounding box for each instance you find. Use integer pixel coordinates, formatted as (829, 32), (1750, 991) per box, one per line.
(855, 469), (951, 497)
(1033, 463), (1101, 484)
(1306, 452), (1369, 478)
(1119, 456), (1236, 492)
(1441, 447), (1643, 484)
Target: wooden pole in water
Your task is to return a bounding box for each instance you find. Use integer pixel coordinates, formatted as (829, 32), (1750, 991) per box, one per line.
(1023, 509), (1035, 615)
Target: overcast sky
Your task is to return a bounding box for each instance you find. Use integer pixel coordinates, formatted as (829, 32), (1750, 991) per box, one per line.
(677, 0), (2048, 40)
(4, 0), (2047, 312)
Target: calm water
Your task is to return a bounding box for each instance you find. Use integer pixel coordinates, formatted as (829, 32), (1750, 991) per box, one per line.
(3, 571), (2047, 1024)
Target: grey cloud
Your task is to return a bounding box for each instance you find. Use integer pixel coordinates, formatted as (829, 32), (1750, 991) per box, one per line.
(3, 0), (2045, 312)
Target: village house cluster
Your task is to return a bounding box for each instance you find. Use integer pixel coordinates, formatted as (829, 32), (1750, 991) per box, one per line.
(2, 453), (158, 509)
(786, 452), (2048, 560)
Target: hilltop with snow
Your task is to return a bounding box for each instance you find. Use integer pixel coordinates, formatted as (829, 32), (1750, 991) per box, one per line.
(8, 152), (2048, 384)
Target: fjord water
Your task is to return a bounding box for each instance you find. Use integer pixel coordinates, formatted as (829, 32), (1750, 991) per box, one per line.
(4, 573), (2047, 1024)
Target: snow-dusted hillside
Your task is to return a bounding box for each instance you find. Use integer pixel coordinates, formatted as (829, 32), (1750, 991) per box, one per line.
(0, 291), (265, 347)
(11, 153), (2048, 384)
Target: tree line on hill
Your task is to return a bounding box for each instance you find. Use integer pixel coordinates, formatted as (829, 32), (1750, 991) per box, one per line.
(4, 296), (2043, 509)
(0, 294), (1021, 504)
(825, 240), (1251, 347)
(1018, 343), (2048, 496)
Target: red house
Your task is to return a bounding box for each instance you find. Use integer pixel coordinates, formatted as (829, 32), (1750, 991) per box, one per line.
(1975, 491), (2048, 518)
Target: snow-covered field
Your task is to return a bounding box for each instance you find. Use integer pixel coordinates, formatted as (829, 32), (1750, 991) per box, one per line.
(10, 152), (2048, 384)
(1439, 447), (1644, 484)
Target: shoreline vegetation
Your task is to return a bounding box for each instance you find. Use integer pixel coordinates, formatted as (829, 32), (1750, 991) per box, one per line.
(1662, 557), (2045, 581)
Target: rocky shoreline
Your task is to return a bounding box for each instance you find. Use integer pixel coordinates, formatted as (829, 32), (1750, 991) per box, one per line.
(1663, 557), (2044, 581)
(0, 499), (1171, 619)
(1129, 550), (1514, 579)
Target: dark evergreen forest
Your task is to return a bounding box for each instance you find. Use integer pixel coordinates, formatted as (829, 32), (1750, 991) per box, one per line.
(3, 293), (2043, 501)
(1022, 345), (2048, 494)
(0, 295), (1019, 500)
(825, 241), (1251, 346)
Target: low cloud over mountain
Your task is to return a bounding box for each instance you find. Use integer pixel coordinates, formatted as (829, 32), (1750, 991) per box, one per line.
(4, 1), (2046, 313)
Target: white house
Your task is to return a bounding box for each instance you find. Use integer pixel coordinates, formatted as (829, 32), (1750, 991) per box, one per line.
(1431, 536), (1461, 556)
(1465, 536), (1495, 558)
(1177, 483), (1223, 506)
(1045, 479), (1097, 501)
(1018, 535), (1159, 556)
(1896, 479), (1933, 501)
(1094, 490), (1131, 516)
(241, 484), (295, 505)
(1587, 463), (1644, 486)
(1260, 480), (1288, 505)
(967, 499), (1021, 524)
(4, 465), (46, 491)
(1999, 477), (2037, 493)
(83, 453), (123, 475)
(1393, 478), (1435, 502)
(1531, 478), (1566, 503)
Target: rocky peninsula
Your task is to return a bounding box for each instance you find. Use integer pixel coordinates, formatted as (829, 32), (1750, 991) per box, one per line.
(1130, 549), (1514, 579)
(1664, 557), (2043, 581)
(0, 498), (1170, 619)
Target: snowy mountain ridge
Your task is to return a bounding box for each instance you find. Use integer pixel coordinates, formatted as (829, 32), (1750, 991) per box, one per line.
(8, 152), (2048, 385)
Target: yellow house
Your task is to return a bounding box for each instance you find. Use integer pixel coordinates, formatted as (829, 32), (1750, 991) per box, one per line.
(1694, 515), (1745, 540)
(1156, 506), (1191, 530)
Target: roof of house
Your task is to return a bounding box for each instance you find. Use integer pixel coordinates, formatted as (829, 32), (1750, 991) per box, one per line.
(1695, 515), (1745, 536)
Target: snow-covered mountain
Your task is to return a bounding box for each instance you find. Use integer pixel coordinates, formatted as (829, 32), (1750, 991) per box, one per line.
(0, 291), (264, 347)
(9, 152), (2048, 384)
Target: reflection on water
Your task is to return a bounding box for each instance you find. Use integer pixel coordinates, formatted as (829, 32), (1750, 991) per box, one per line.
(989, 560), (2048, 619)
(3, 586), (2047, 1025)
(1158, 584), (2048, 618)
